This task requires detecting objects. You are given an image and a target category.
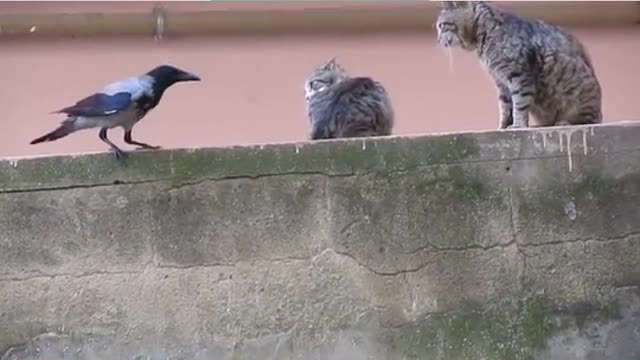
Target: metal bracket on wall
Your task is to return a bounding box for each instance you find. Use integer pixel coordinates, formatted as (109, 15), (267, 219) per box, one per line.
(152, 4), (166, 41)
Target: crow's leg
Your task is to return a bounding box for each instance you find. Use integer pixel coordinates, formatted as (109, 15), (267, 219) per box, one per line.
(124, 129), (161, 150)
(99, 128), (128, 162)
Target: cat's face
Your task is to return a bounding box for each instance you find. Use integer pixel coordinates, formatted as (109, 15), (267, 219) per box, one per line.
(304, 58), (349, 101)
(436, 1), (478, 50)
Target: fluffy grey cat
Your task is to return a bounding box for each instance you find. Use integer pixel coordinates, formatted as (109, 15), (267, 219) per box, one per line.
(436, 1), (602, 129)
(304, 58), (394, 140)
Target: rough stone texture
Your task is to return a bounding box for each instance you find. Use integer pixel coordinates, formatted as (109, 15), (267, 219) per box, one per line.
(0, 123), (639, 360)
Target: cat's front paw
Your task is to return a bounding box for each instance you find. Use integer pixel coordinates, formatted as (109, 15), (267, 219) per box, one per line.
(506, 123), (528, 130)
(499, 121), (514, 130)
(498, 117), (513, 130)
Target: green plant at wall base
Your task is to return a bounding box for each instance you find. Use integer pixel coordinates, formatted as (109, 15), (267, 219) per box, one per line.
(384, 296), (625, 360)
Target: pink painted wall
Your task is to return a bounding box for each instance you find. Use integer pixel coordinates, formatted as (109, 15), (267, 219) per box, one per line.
(1, 25), (639, 157)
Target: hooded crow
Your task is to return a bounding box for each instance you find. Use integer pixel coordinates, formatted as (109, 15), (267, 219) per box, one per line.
(30, 65), (201, 161)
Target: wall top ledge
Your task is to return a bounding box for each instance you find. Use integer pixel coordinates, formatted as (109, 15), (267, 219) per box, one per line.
(1, 121), (639, 193)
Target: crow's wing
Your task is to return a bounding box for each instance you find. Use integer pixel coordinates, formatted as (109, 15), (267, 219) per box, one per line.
(52, 92), (133, 117)
(53, 76), (153, 117)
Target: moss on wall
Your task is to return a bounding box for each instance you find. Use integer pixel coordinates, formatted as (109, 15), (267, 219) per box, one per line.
(0, 134), (481, 192)
(515, 171), (618, 224)
(384, 296), (621, 360)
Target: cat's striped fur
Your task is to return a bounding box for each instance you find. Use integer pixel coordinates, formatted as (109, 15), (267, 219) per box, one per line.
(304, 58), (394, 140)
(436, 1), (602, 129)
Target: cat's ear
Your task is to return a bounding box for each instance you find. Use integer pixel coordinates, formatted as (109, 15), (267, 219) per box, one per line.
(323, 57), (338, 70)
(441, 1), (456, 10)
(442, 1), (470, 9)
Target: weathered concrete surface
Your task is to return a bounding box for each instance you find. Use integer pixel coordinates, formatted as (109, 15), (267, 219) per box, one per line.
(0, 122), (639, 360)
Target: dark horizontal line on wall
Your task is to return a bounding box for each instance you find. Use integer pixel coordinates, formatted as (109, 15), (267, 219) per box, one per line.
(0, 1), (638, 40)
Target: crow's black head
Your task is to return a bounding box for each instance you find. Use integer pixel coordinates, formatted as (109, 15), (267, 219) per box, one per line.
(146, 65), (201, 90)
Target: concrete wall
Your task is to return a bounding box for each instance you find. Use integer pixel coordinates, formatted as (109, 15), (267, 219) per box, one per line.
(1, 123), (639, 360)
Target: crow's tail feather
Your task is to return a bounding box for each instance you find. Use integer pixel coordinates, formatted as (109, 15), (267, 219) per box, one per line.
(30, 121), (76, 145)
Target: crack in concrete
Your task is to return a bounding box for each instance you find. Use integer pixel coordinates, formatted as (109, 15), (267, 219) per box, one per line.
(2, 230), (637, 282)
(406, 239), (517, 255)
(0, 268), (142, 283)
(518, 231), (640, 250)
(155, 262), (235, 270)
(0, 232), (640, 286)
(0, 251), (156, 282)
(0, 171), (354, 195)
(3, 147), (639, 194)
(332, 248), (430, 277)
(0, 178), (165, 195)
(163, 171), (355, 193)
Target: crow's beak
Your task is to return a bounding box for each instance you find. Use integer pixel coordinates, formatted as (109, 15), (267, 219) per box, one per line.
(178, 71), (201, 82)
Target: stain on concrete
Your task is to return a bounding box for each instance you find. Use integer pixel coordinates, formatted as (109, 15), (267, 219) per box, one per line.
(1, 125), (639, 359)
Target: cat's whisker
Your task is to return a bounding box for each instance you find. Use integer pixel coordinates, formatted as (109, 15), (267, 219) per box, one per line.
(447, 47), (455, 73)
(439, 46), (456, 73)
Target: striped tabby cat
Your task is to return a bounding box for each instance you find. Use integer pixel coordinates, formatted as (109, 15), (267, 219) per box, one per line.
(436, 1), (602, 129)
(304, 58), (394, 140)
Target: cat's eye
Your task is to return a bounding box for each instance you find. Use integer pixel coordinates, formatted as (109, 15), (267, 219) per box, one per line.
(438, 22), (456, 31)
